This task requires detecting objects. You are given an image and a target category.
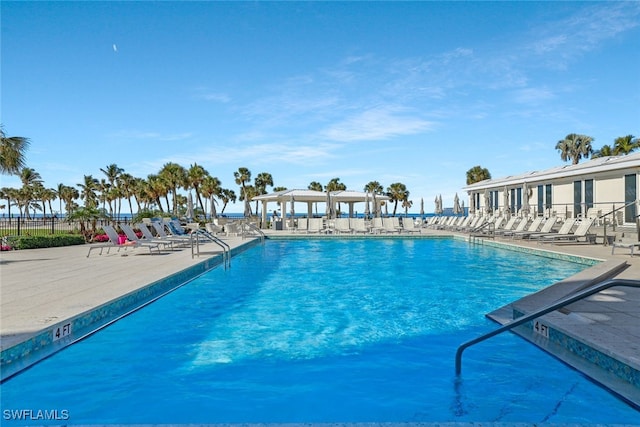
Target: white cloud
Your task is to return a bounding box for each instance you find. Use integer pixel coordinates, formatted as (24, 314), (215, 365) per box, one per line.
(321, 107), (434, 142)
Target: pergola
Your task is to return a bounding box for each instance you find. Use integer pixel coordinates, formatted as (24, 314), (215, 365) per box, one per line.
(252, 189), (390, 229)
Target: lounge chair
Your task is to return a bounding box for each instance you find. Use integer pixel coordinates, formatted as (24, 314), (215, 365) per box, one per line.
(402, 218), (421, 234)
(151, 221), (191, 243)
(139, 222), (188, 247)
(205, 223), (223, 235)
(296, 218), (308, 233)
(528, 218), (576, 241)
(493, 217), (520, 236)
(539, 218), (595, 244)
(514, 216), (556, 240)
(334, 218), (352, 234)
(120, 223), (171, 252)
(88, 224), (161, 256)
(503, 217), (543, 238)
(371, 217), (384, 234)
(611, 236), (640, 256)
(351, 218), (369, 234)
(307, 218), (327, 233)
(383, 217), (402, 233)
(86, 226), (124, 257)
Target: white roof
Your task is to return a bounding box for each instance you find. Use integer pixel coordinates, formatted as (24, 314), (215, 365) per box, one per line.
(463, 152), (640, 192)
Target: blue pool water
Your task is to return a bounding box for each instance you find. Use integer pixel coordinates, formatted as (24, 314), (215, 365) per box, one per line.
(2, 238), (638, 423)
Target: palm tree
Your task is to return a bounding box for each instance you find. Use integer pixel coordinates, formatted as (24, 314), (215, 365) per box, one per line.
(187, 163), (210, 215)
(0, 126), (30, 175)
(466, 166), (492, 185)
(159, 162), (187, 215)
(325, 178), (346, 215)
(145, 174), (167, 213)
(613, 135), (638, 155)
(364, 181), (384, 194)
(58, 184), (79, 217)
(254, 172), (273, 214)
(555, 133), (593, 164)
(200, 175), (222, 217)
(402, 198), (413, 217)
(78, 175), (100, 209)
(119, 173), (136, 217)
(234, 167), (252, 212)
(1, 187), (18, 221)
(100, 163), (123, 217)
(308, 181), (323, 192)
(592, 144), (614, 158)
(218, 188), (237, 214)
(386, 182), (409, 216)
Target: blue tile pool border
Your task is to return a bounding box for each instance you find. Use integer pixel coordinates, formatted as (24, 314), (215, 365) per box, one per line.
(0, 239), (260, 382)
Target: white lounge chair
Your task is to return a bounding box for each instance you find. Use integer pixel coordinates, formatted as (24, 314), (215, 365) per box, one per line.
(120, 223), (172, 252)
(351, 218), (369, 234)
(151, 221), (191, 243)
(493, 217), (520, 236)
(383, 217), (402, 233)
(611, 236), (640, 256)
(90, 224), (161, 256)
(402, 218), (421, 234)
(515, 216), (556, 240)
(539, 218), (595, 244)
(296, 218), (308, 233)
(136, 222), (182, 249)
(334, 218), (352, 234)
(307, 218), (327, 233)
(503, 217), (543, 238)
(371, 217), (384, 234)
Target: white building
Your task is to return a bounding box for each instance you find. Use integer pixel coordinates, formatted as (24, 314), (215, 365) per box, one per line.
(462, 153), (640, 225)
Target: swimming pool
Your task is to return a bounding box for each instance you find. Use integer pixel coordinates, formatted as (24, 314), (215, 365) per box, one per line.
(2, 238), (638, 423)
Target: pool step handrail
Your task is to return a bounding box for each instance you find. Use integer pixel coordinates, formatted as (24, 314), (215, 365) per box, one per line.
(190, 229), (231, 268)
(241, 221), (266, 243)
(455, 278), (640, 375)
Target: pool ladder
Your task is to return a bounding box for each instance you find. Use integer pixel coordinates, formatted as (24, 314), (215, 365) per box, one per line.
(455, 278), (640, 375)
(190, 229), (231, 269)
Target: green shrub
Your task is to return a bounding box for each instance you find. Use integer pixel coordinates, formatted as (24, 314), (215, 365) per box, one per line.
(9, 234), (86, 250)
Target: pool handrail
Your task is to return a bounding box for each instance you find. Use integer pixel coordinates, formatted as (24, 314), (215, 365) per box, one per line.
(455, 278), (640, 375)
(190, 229), (231, 269)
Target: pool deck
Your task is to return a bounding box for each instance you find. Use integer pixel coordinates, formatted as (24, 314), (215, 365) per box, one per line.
(1, 228), (639, 406)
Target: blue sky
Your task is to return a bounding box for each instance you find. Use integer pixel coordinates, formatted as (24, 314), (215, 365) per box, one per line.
(2, 1), (639, 213)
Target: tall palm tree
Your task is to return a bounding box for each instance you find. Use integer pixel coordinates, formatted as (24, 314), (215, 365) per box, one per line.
(0, 126), (30, 175)
(218, 188), (237, 214)
(78, 175), (100, 209)
(187, 163), (209, 215)
(234, 167), (252, 212)
(146, 174), (167, 213)
(1, 187), (18, 220)
(119, 173), (136, 217)
(466, 166), (491, 185)
(555, 133), (593, 164)
(200, 175), (222, 217)
(613, 134), (638, 155)
(364, 181), (384, 194)
(159, 162), (187, 215)
(592, 144), (614, 158)
(58, 184), (79, 217)
(386, 182), (409, 216)
(308, 181), (323, 192)
(254, 172), (273, 214)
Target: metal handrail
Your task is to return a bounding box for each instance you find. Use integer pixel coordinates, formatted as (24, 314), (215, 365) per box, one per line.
(242, 221), (266, 243)
(598, 200), (638, 245)
(190, 229), (231, 269)
(455, 278), (640, 375)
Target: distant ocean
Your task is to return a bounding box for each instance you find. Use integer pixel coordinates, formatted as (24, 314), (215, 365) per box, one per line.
(0, 208), (468, 220)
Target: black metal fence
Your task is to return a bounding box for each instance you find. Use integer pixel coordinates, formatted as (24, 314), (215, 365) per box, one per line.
(0, 217), (134, 237)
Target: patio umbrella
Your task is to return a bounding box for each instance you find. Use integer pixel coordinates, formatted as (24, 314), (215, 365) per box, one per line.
(453, 193), (461, 216)
(210, 195), (217, 219)
(290, 195), (295, 227)
(469, 193), (475, 214)
(420, 198), (424, 221)
(435, 194), (444, 215)
(484, 189), (490, 214)
(186, 193), (194, 220)
(461, 200), (465, 216)
(372, 193), (379, 217)
(325, 191), (332, 219)
(503, 186), (509, 215)
(522, 182), (530, 215)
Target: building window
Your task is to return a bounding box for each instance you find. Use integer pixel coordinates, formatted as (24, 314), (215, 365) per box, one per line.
(585, 179), (594, 210)
(573, 180), (582, 218)
(537, 185), (544, 214)
(545, 184), (552, 212)
(624, 174), (637, 223)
